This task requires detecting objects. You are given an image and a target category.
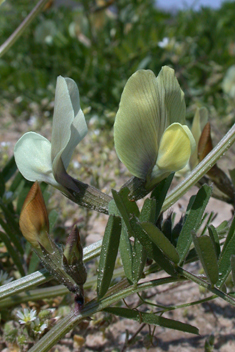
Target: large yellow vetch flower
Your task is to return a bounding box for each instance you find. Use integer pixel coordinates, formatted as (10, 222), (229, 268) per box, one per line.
(114, 66), (196, 189)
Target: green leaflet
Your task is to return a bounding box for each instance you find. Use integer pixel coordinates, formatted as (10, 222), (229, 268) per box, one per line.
(104, 307), (199, 335)
(192, 234), (218, 285)
(217, 216), (235, 288)
(48, 210), (59, 233)
(140, 222), (179, 264)
(132, 198), (157, 284)
(231, 255), (235, 286)
(97, 215), (122, 299)
(176, 184), (212, 265)
(2, 155), (17, 183)
(0, 231), (25, 276)
(208, 225), (220, 258)
(129, 218), (176, 276)
(119, 224), (133, 283)
(151, 173), (174, 221)
(229, 168), (235, 188)
(111, 188), (140, 284)
(222, 216), (235, 254)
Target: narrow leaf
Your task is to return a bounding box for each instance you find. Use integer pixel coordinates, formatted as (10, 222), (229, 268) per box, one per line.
(2, 156), (17, 182)
(139, 198), (156, 223)
(231, 255), (235, 286)
(0, 172), (5, 197)
(132, 199), (157, 284)
(112, 188), (139, 230)
(48, 210), (59, 233)
(97, 215), (122, 298)
(176, 185), (212, 264)
(208, 225), (220, 258)
(129, 218), (176, 276)
(140, 222), (179, 264)
(28, 252), (40, 274)
(192, 234), (218, 285)
(151, 173), (174, 221)
(111, 188), (140, 284)
(229, 168), (235, 188)
(104, 307), (199, 334)
(0, 231), (25, 276)
(217, 217), (235, 287)
(119, 224), (133, 283)
(222, 216), (235, 254)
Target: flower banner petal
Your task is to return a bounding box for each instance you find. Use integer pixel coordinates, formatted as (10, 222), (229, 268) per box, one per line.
(156, 123), (195, 172)
(61, 108), (87, 171)
(51, 76), (78, 163)
(14, 132), (58, 187)
(156, 66), (186, 128)
(114, 70), (160, 179)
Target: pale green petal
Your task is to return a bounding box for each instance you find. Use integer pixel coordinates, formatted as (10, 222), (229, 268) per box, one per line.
(190, 107), (208, 169)
(14, 132), (59, 187)
(156, 66), (186, 128)
(156, 123), (195, 172)
(51, 76), (87, 170)
(191, 107), (208, 144)
(114, 70), (160, 179)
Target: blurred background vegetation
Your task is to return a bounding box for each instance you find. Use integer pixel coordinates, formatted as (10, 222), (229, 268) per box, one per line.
(1, 0), (235, 129)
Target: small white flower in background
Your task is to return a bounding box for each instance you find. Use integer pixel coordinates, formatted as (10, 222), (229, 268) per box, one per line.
(16, 308), (37, 325)
(158, 37), (169, 48)
(0, 270), (13, 285)
(114, 66), (196, 190)
(31, 317), (48, 335)
(14, 76), (88, 189)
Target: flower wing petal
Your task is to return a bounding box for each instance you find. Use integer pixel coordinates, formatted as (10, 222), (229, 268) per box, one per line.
(51, 76), (87, 170)
(114, 70), (160, 179)
(156, 66), (186, 127)
(14, 132), (58, 186)
(156, 123), (196, 172)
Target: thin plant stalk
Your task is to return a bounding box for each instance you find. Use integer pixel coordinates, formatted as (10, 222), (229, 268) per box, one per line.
(0, 0), (50, 57)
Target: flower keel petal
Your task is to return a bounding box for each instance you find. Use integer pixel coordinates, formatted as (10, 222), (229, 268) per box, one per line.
(156, 123), (195, 172)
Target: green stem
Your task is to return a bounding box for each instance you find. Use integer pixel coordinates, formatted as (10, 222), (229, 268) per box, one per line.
(0, 0), (50, 57)
(29, 276), (180, 352)
(0, 240), (102, 300)
(177, 267), (235, 307)
(138, 293), (217, 311)
(162, 123), (235, 211)
(0, 266), (125, 309)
